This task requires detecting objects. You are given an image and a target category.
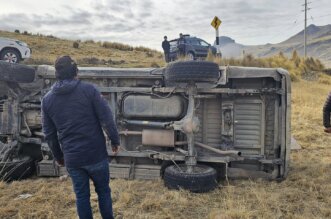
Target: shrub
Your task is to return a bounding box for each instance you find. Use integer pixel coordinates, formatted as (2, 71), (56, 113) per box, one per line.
(146, 51), (154, 57)
(291, 50), (301, 67)
(46, 35), (57, 39)
(135, 46), (154, 53)
(101, 42), (159, 54)
(78, 57), (104, 65)
(102, 42), (134, 51)
(14, 29), (20, 34)
(84, 40), (95, 44)
(210, 53), (325, 81)
(96, 41), (102, 46)
(150, 62), (160, 68)
(73, 41), (79, 49)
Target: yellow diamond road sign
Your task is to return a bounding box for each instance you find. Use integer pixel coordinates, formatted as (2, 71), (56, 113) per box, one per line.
(211, 16), (222, 30)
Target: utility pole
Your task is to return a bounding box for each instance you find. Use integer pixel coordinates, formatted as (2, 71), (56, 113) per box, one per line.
(304, 0), (307, 58)
(302, 0), (311, 58)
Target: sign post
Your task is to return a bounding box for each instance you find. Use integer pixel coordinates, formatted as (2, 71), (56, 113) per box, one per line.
(211, 16), (222, 45)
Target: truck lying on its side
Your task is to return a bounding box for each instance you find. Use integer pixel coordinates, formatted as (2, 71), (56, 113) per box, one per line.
(0, 60), (291, 192)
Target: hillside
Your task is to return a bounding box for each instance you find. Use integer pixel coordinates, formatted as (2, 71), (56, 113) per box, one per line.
(218, 24), (331, 67)
(0, 30), (164, 68)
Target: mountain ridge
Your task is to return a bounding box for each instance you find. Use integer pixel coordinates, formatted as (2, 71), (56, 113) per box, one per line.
(218, 24), (331, 67)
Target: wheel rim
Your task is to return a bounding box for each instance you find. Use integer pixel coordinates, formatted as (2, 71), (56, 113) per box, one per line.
(176, 165), (211, 174)
(3, 52), (18, 63)
(187, 53), (194, 60)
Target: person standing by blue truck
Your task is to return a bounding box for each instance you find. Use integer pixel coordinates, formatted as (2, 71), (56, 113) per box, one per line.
(323, 92), (331, 133)
(42, 56), (120, 219)
(162, 36), (170, 63)
(177, 33), (186, 57)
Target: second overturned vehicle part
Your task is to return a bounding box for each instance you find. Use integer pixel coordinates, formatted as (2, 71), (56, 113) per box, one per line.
(0, 60), (291, 192)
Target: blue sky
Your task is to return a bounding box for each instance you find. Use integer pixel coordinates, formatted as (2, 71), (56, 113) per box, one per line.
(0, 0), (330, 50)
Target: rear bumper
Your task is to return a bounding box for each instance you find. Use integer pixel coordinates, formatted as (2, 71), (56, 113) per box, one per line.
(21, 47), (31, 59)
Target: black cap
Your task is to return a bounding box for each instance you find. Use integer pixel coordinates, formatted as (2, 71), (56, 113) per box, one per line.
(55, 56), (78, 80)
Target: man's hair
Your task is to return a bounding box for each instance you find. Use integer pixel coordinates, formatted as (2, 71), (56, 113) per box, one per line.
(55, 56), (78, 80)
(164, 36), (167, 39)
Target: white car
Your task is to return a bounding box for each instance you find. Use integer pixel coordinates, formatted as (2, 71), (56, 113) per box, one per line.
(0, 37), (31, 63)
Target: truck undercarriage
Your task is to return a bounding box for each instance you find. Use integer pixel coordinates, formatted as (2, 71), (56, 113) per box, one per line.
(0, 61), (291, 192)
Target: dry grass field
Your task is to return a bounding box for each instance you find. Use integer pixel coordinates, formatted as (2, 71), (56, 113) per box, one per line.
(0, 75), (330, 219)
(0, 30), (330, 219)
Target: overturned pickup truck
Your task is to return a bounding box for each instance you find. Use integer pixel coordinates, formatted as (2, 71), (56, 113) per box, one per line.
(0, 61), (291, 192)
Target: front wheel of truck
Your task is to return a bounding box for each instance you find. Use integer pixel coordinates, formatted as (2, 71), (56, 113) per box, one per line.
(164, 164), (218, 193)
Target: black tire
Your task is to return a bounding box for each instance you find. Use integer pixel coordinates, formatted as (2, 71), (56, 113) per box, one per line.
(0, 157), (35, 182)
(165, 61), (219, 83)
(187, 52), (195, 60)
(0, 61), (35, 83)
(0, 49), (21, 63)
(164, 164), (218, 193)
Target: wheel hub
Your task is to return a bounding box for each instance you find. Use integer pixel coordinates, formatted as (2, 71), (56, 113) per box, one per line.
(4, 53), (18, 63)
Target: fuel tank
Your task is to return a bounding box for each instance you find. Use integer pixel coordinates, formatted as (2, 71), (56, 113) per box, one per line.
(122, 94), (186, 120)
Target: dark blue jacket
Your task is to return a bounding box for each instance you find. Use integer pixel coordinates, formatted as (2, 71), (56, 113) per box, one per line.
(162, 40), (170, 52)
(323, 92), (331, 128)
(41, 79), (120, 168)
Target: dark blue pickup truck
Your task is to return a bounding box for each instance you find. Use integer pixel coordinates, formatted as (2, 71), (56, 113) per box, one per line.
(169, 35), (217, 61)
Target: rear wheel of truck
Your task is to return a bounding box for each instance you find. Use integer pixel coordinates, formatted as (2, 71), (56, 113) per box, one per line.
(187, 52), (195, 60)
(165, 61), (219, 83)
(164, 164), (218, 193)
(0, 157), (35, 182)
(0, 61), (35, 83)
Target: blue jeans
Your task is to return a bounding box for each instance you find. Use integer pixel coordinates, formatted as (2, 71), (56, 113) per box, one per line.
(66, 159), (114, 219)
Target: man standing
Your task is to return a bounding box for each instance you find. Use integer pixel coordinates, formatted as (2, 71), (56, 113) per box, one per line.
(177, 33), (186, 57)
(42, 56), (120, 219)
(162, 36), (170, 63)
(323, 92), (331, 133)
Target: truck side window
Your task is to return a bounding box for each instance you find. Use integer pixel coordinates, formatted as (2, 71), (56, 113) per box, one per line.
(191, 39), (200, 46)
(200, 40), (209, 47)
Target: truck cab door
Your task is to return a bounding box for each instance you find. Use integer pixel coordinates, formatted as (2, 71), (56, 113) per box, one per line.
(197, 39), (210, 57)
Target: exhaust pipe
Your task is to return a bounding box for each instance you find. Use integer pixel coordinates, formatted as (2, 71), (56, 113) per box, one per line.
(195, 142), (241, 156)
